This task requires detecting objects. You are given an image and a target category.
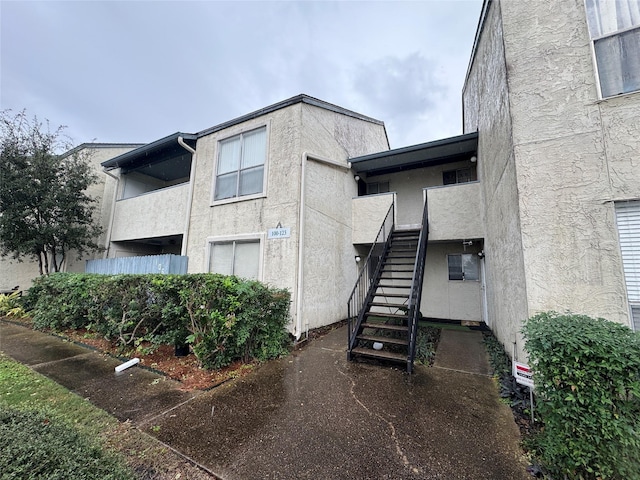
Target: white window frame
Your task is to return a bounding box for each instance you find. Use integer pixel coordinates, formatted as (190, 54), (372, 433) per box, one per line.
(447, 253), (479, 281)
(585, 0), (640, 98)
(211, 122), (270, 206)
(205, 233), (265, 281)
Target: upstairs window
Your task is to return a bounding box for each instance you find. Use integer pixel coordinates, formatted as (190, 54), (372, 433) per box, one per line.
(366, 181), (390, 195)
(585, 0), (640, 97)
(443, 168), (472, 185)
(214, 126), (266, 201)
(448, 253), (479, 281)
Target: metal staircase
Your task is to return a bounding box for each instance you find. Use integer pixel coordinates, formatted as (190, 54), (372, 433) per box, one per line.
(347, 201), (429, 373)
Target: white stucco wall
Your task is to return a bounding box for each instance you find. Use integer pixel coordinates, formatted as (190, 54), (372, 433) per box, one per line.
(463, 0), (640, 359)
(351, 193), (395, 245)
(110, 184), (189, 242)
(426, 182), (483, 241)
(500, 0), (636, 325)
(463, 0), (530, 358)
(421, 242), (483, 321)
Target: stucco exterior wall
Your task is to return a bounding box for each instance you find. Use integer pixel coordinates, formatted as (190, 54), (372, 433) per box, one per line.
(299, 103), (390, 331)
(426, 182), (483, 241)
(499, 0), (635, 326)
(463, 0), (530, 358)
(421, 242), (483, 321)
(110, 184), (189, 243)
(351, 193), (395, 245)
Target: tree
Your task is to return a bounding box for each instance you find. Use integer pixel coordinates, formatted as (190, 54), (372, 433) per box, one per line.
(0, 110), (103, 275)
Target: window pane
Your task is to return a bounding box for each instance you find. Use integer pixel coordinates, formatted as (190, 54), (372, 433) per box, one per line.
(443, 171), (457, 185)
(210, 242), (233, 275)
(218, 136), (241, 174)
(457, 168), (472, 184)
(448, 255), (463, 280)
(214, 172), (237, 200)
(595, 29), (640, 96)
(241, 127), (266, 169)
(366, 183), (379, 195)
(233, 241), (260, 280)
(585, 0), (640, 38)
(239, 166), (264, 196)
(462, 254), (479, 281)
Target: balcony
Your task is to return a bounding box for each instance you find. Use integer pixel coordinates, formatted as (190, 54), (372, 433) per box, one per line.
(425, 181), (483, 241)
(351, 193), (395, 244)
(110, 184), (189, 241)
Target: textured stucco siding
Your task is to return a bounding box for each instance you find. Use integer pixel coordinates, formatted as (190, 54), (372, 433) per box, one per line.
(421, 242), (483, 321)
(110, 184), (189, 242)
(500, 0), (634, 326)
(300, 103), (389, 330)
(463, 0), (529, 357)
(351, 193), (395, 244)
(426, 182), (483, 241)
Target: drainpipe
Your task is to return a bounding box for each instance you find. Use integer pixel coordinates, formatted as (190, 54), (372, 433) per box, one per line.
(178, 136), (197, 257)
(102, 168), (120, 259)
(296, 152), (352, 340)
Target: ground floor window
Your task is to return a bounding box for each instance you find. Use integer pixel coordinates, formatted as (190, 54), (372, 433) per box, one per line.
(208, 239), (261, 280)
(447, 253), (479, 281)
(615, 200), (640, 331)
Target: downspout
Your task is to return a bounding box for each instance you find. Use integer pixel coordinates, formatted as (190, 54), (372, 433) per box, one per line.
(295, 153), (308, 341)
(102, 168), (120, 259)
(178, 136), (197, 257)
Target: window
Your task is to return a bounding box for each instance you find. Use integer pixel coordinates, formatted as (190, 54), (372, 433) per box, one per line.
(214, 126), (266, 201)
(448, 254), (479, 281)
(585, 0), (640, 97)
(366, 181), (390, 195)
(443, 168), (472, 185)
(208, 239), (261, 280)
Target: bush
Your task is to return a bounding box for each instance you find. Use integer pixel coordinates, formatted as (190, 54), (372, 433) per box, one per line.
(523, 312), (640, 479)
(27, 273), (291, 369)
(0, 406), (134, 480)
(0, 291), (26, 318)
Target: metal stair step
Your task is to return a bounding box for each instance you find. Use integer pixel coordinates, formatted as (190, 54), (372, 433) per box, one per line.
(361, 320), (408, 330)
(369, 302), (408, 308)
(351, 347), (407, 363)
(375, 283), (411, 289)
(356, 334), (409, 346)
(372, 292), (410, 298)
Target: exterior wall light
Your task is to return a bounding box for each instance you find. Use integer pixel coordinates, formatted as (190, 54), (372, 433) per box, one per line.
(355, 255), (361, 263)
(470, 156), (477, 163)
(354, 175), (360, 181)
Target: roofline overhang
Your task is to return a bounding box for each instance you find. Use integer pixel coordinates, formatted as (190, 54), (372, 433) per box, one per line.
(101, 132), (197, 170)
(350, 131), (478, 176)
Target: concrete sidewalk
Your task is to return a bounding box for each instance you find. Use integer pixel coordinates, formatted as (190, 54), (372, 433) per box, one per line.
(0, 321), (530, 479)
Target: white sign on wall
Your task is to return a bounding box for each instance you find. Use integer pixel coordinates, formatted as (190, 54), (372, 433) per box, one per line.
(513, 361), (534, 388)
(268, 227), (291, 239)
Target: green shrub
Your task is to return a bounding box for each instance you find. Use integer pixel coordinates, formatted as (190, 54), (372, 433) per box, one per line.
(0, 291), (26, 318)
(27, 273), (291, 369)
(523, 312), (640, 479)
(0, 406), (134, 480)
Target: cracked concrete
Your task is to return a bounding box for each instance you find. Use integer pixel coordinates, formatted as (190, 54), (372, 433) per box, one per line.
(1, 320), (530, 479)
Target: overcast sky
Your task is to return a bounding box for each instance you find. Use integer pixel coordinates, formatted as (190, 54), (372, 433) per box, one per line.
(1, 0), (482, 150)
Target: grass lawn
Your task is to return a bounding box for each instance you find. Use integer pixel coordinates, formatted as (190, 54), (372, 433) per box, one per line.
(0, 352), (212, 479)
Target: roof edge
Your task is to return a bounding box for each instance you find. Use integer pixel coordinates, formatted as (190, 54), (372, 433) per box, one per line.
(197, 94), (384, 138)
(101, 132), (197, 169)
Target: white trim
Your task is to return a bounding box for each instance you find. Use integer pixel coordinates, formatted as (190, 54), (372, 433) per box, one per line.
(210, 120), (271, 206)
(205, 232), (266, 281)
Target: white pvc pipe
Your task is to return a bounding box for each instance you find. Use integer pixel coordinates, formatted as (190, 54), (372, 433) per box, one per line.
(178, 136), (197, 257)
(115, 357), (140, 372)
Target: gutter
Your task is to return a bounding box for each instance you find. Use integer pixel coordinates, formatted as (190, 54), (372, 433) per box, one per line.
(178, 136), (197, 257)
(295, 152), (351, 340)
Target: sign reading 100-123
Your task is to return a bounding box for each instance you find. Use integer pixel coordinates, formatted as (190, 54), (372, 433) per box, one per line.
(268, 227), (291, 239)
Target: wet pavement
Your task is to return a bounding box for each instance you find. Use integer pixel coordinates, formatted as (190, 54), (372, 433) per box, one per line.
(0, 320), (530, 479)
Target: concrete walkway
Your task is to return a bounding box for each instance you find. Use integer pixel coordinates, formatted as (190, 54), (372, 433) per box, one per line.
(0, 321), (530, 479)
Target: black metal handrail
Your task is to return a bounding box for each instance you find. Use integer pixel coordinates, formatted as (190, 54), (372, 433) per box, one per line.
(406, 199), (429, 373)
(347, 201), (395, 354)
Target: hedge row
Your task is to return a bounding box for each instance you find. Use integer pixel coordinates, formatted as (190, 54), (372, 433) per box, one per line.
(26, 273), (291, 369)
(523, 312), (640, 480)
